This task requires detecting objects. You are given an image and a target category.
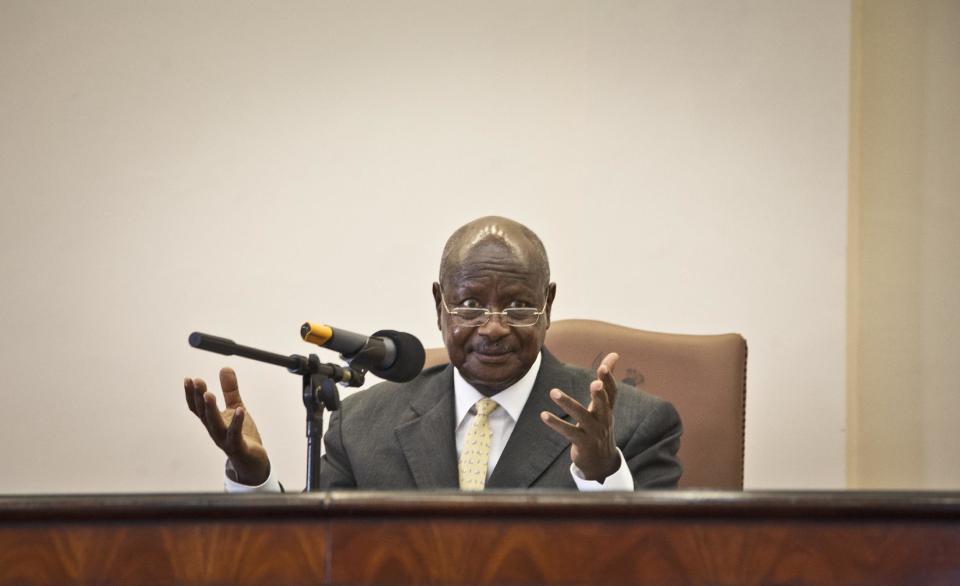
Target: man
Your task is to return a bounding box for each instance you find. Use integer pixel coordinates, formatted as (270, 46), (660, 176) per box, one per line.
(184, 216), (682, 490)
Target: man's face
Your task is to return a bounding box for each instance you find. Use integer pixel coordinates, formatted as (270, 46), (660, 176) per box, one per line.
(433, 241), (555, 396)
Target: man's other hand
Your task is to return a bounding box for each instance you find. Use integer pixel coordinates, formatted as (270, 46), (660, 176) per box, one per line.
(184, 367), (271, 485)
(540, 353), (621, 481)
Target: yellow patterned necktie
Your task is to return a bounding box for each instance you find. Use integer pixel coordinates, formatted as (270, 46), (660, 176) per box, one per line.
(459, 398), (500, 490)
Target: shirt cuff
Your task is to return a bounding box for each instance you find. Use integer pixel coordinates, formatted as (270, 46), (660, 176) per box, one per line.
(223, 461), (282, 493)
(570, 448), (635, 491)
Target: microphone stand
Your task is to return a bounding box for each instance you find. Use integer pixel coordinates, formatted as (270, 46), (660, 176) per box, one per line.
(188, 332), (365, 492)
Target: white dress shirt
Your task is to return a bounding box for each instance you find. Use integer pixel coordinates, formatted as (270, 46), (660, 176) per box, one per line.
(226, 351), (634, 492)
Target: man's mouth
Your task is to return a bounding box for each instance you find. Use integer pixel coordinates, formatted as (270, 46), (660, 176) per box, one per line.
(473, 347), (513, 363)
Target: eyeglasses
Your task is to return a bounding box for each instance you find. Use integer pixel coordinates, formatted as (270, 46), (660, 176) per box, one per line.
(440, 293), (548, 327)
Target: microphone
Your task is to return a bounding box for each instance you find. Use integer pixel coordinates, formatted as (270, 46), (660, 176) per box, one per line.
(301, 322), (425, 383)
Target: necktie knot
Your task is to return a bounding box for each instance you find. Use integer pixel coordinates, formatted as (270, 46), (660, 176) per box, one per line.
(474, 398), (499, 418)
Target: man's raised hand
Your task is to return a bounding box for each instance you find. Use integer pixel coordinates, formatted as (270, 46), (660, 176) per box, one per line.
(540, 352), (621, 481)
(183, 367), (271, 485)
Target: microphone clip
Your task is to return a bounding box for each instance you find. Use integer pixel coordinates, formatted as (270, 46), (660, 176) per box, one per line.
(299, 353), (351, 413)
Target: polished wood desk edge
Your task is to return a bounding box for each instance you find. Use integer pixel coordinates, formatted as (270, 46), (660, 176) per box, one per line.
(2, 490), (960, 523)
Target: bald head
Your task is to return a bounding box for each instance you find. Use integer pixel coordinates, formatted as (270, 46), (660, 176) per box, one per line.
(439, 216), (550, 291)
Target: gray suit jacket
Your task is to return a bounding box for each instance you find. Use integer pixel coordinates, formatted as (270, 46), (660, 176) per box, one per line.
(319, 349), (682, 489)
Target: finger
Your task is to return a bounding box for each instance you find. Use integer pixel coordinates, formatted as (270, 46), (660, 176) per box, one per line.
(598, 352), (620, 377)
(184, 378), (198, 415)
(224, 406), (245, 454)
(585, 379), (602, 412)
(598, 352), (620, 407)
(589, 379), (612, 423)
(219, 367), (244, 410)
(549, 389), (601, 434)
(193, 378), (209, 424)
(202, 391), (229, 446)
(540, 411), (584, 443)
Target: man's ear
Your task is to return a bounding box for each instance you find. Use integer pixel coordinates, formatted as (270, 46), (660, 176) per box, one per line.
(432, 282), (443, 330)
(544, 282), (557, 328)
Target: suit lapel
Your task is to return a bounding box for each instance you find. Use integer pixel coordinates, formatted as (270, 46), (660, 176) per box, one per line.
(487, 350), (582, 488)
(394, 366), (460, 489)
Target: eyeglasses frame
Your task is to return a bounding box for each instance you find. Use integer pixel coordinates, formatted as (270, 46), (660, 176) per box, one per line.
(439, 292), (548, 328)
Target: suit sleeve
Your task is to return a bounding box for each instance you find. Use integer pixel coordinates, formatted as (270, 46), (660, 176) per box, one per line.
(622, 399), (683, 489)
(319, 409), (358, 489)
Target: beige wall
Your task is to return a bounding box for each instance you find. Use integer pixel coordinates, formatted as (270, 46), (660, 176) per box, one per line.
(0, 1), (851, 493)
(849, 0), (960, 488)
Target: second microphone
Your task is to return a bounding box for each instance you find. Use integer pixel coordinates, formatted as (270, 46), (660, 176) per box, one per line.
(301, 322), (425, 383)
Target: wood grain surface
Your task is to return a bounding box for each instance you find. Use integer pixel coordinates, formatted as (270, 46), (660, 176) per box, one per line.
(331, 518), (960, 585)
(1, 491), (959, 585)
(0, 522), (328, 585)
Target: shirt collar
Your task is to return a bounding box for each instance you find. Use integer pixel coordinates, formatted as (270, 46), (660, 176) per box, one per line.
(454, 351), (543, 426)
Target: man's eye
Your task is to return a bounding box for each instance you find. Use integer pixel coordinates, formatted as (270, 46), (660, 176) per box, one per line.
(508, 300), (532, 309)
(459, 299), (481, 309)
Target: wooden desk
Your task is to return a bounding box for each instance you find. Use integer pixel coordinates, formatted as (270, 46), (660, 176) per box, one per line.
(1, 491), (959, 584)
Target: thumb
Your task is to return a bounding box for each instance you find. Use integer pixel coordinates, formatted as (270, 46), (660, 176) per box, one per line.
(219, 367), (244, 409)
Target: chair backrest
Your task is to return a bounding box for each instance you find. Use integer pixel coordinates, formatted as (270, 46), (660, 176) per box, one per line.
(422, 319), (747, 489)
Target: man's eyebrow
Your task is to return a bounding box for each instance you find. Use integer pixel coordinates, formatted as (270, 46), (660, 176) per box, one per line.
(446, 279), (539, 295)
(446, 278), (488, 289)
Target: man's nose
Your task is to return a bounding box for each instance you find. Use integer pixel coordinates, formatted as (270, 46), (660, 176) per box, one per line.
(477, 313), (511, 338)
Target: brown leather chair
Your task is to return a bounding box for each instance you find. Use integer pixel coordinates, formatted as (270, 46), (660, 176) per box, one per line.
(423, 319), (747, 489)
